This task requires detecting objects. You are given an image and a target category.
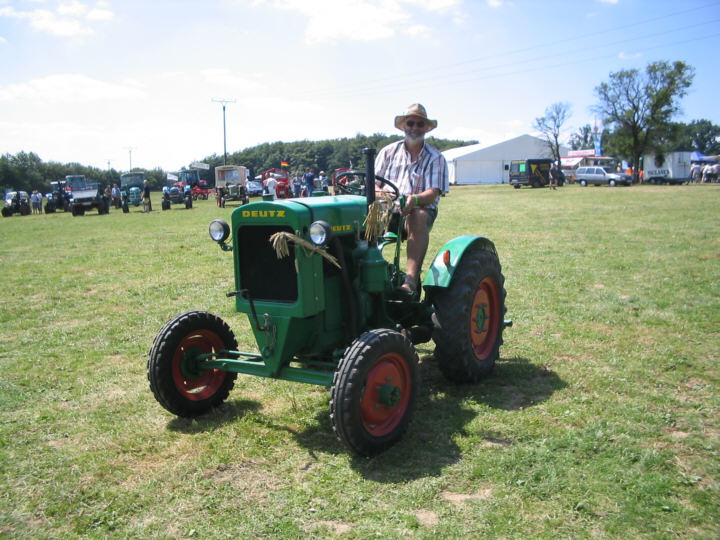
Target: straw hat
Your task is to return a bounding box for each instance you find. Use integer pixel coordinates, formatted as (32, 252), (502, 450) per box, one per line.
(394, 103), (437, 131)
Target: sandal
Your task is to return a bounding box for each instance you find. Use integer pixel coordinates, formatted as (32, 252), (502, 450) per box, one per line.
(396, 276), (417, 297)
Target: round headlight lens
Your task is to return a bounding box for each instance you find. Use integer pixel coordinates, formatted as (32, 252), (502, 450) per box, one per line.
(309, 221), (332, 246)
(209, 219), (230, 243)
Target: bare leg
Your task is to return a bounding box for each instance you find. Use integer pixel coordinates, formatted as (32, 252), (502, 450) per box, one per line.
(401, 209), (431, 292)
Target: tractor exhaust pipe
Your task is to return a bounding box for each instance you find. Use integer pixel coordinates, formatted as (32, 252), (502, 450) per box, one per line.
(363, 147), (376, 208)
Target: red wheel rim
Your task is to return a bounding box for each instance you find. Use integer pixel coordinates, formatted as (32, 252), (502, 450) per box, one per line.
(171, 329), (228, 401)
(470, 277), (501, 360)
(360, 353), (411, 437)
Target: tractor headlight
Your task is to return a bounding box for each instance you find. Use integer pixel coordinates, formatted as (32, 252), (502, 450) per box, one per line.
(309, 220), (332, 246)
(209, 219), (230, 243)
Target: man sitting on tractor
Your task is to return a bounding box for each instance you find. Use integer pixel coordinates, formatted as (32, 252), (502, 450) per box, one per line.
(375, 103), (449, 295)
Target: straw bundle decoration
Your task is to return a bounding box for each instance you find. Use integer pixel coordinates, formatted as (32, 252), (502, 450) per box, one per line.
(363, 192), (394, 242)
(269, 231), (341, 269)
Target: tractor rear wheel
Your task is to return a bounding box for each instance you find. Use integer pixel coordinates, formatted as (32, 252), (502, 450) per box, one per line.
(147, 310), (237, 417)
(330, 329), (419, 457)
(432, 247), (506, 383)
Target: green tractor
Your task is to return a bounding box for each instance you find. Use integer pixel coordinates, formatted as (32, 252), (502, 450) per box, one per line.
(120, 172), (145, 213)
(148, 149), (509, 456)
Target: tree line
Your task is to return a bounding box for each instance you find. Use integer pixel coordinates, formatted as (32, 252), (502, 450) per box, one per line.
(1, 133), (475, 195)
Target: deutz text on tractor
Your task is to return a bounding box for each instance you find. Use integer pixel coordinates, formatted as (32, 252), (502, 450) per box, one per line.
(148, 149), (510, 456)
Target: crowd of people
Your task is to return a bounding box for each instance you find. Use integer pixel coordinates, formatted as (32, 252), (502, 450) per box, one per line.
(690, 162), (720, 183)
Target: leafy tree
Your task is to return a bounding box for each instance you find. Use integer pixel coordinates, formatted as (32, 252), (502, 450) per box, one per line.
(569, 124), (595, 151)
(533, 102), (571, 164)
(593, 60), (695, 180)
(667, 119), (720, 154)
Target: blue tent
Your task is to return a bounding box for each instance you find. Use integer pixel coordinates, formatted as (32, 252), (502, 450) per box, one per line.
(690, 151), (717, 162)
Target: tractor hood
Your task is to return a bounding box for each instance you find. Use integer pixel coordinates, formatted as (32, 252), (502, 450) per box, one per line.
(231, 194), (368, 238)
(228, 194), (369, 320)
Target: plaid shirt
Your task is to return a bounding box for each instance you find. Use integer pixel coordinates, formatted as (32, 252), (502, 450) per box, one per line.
(374, 140), (449, 210)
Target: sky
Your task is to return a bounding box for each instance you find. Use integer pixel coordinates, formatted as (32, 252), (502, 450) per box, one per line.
(1, 0), (719, 172)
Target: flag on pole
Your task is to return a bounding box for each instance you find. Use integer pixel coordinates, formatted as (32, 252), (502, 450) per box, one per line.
(281, 160), (289, 167)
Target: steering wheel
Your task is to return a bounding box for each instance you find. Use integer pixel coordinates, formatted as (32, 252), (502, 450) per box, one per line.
(334, 171), (400, 201)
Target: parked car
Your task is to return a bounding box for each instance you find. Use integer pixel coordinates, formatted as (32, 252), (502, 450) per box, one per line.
(575, 166), (632, 187)
(246, 180), (263, 197)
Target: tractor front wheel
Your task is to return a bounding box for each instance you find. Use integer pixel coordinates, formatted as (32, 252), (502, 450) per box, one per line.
(432, 247), (506, 383)
(147, 310), (237, 417)
(330, 329), (419, 457)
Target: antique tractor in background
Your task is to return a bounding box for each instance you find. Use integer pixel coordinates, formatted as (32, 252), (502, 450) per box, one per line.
(2, 190), (31, 217)
(215, 165), (249, 207)
(120, 172), (145, 212)
(161, 181), (192, 210)
(148, 148), (509, 456)
(66, 175), (110, 216)
(44, 179), (72, 213)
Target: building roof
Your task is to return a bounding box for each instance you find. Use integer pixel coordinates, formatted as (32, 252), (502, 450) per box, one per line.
(442, 134), (568, 161)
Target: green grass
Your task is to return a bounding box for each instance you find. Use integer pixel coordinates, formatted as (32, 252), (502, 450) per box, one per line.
(1, 185), (718, 538)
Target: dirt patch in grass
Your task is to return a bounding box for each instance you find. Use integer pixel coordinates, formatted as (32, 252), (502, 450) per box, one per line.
(441, 486), (494, 505)
(415, 509), (438, 527)
(303, 520), (354, 534)
(204, 460), (285, 496)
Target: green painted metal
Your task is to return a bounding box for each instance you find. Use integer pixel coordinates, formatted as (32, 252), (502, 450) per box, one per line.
(378, 384), (401, 407)
(201, 357), (334, 386)
(423, 235), (497, 288)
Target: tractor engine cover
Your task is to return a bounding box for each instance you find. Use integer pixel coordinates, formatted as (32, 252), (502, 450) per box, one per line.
(230, 194), (367, 319)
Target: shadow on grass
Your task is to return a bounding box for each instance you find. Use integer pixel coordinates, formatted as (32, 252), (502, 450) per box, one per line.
(165, 399), (261, 434)
(289, 355), (566, 482)
(160, 356), (565, 481)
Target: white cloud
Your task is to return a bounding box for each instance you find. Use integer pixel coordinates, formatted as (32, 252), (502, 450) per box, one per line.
(597, 0), (619, 4)
(0, 36), (7, 44)
(618, 51), (641, 59)
(201, 68), (262, 90)
(401, 0), (460, 12)
(0, 74), (145, 103)
(248, 0), (461, 44)
(0, 1), (113, 38)
(57, 1), (88, 17)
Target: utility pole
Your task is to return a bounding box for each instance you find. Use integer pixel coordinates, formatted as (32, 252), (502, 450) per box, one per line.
(212, 98), (235, 165)
(125, 146), (136, 171)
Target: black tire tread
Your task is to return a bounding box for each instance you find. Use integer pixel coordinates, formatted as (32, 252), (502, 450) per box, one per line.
(330, 329), (419, 457)
(432, 248), (506, 383)
(147, 310), (237, 417)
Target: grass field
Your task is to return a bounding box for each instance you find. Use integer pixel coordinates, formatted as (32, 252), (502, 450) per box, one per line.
(1, 184), (718, 539)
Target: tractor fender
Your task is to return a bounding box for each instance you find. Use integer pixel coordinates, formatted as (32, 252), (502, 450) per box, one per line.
(422, 235), (497, 288)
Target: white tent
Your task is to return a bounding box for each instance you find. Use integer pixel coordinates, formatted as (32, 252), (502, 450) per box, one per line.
(442, 134), (569, 185)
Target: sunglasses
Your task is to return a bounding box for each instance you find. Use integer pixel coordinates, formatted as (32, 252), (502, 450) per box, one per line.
(406, 120), (425, 128)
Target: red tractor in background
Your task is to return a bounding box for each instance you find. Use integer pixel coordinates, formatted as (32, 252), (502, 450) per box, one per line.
(332, 167), (363, 194)
(191, 180), (212, 200)
(261, 168), (291, 198)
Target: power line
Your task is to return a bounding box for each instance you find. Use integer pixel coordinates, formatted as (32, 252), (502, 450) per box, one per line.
(292, 4), (720, 102)
(302, 29), (720, 102)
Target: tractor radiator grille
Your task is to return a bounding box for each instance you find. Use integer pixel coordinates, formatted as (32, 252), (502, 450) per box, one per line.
(237, 225), (298, 302)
